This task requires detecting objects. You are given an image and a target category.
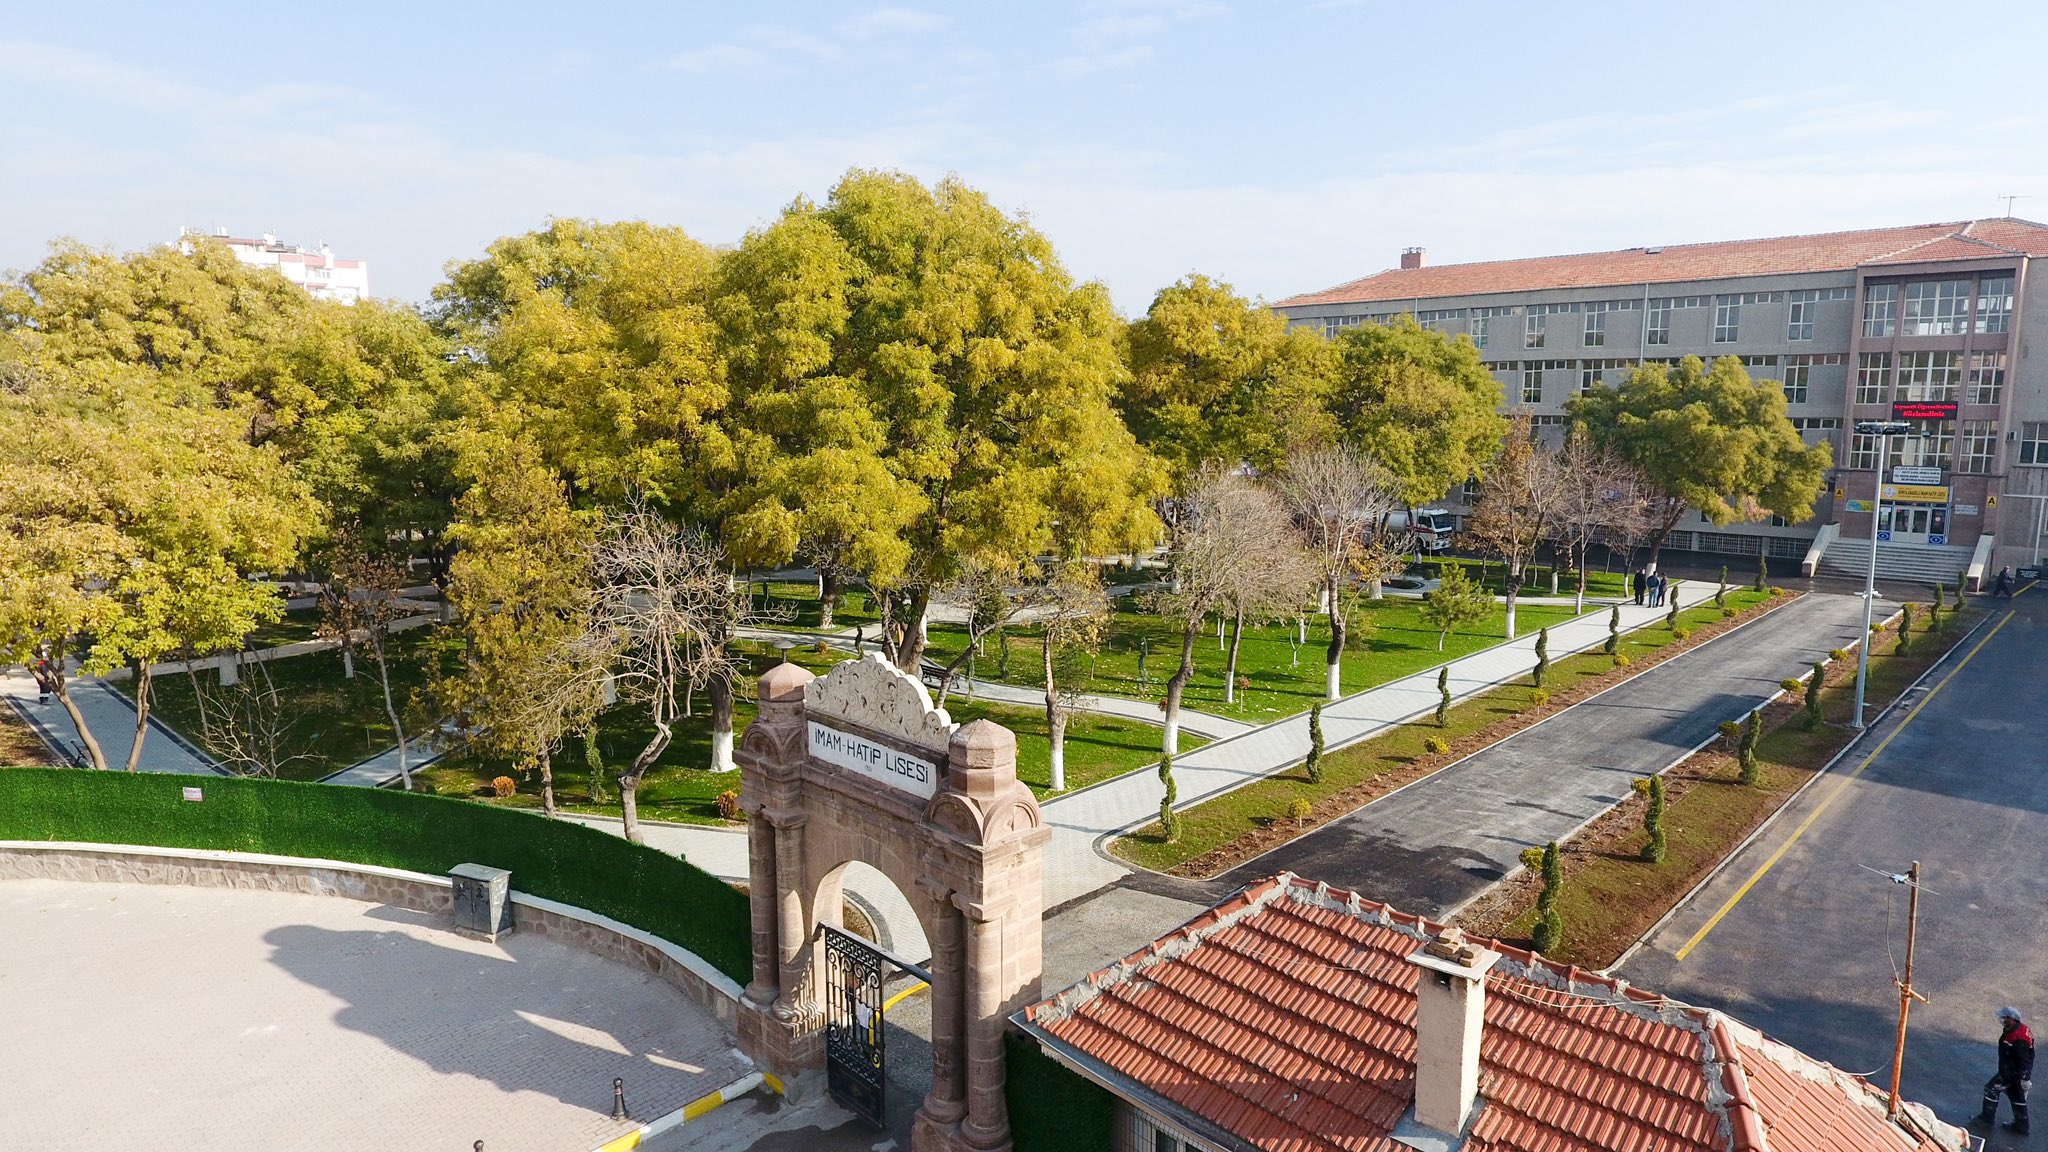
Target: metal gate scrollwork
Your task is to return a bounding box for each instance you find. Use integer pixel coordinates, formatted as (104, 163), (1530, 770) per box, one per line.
(823, 925), (887, 1126)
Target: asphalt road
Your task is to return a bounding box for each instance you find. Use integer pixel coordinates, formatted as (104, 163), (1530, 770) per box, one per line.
(1221, 591), (1881, 917)
(1623, 589), (2048, 1148)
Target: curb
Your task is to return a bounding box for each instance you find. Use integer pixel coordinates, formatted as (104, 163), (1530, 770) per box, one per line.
(589, 1071), (767, 1152)
(1601, 597), (2005, 975)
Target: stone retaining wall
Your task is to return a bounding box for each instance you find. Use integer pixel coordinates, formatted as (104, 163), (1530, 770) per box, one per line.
(0, 841), (743, 1024)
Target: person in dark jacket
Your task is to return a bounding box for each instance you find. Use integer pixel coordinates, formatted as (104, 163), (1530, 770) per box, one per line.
(1979, 1005), (2033, 1133)
(1996, 566), (2015, 597)
(1632, 568), (1646, 606)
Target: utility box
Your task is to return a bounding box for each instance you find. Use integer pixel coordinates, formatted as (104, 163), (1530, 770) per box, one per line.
(448, 863), (514, 942)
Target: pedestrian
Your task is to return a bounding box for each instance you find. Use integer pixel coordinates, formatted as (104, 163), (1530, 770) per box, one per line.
(1651, 572), (1665, 607)
(1978, 1005), (2033, 1134)
(1996, 566), (2015, 598)
(1632, 568), (1646, 606)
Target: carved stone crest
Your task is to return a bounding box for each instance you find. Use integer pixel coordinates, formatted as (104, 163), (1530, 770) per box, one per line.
(805, 652), (957, 755)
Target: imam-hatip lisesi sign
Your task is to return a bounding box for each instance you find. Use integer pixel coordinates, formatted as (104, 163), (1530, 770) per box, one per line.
(808, 721), (940, 799)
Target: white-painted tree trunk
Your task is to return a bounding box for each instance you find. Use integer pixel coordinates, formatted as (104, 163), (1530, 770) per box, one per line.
(1317, 585), (1331, 612)
(710, 728), (736, 772)
(1162, 714), (1181, 756)
(1368, 577), (1383, 601)
(1048, 743), (1065, 792)
(1326, 661), (1341, 701)
(1504, 600), (1518, 640)
(341, 648), (354, 680)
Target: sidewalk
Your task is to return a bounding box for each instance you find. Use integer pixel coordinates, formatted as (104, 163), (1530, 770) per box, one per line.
(1034, 593), (1688, 908)
(0, 669), (217, 775)
(317, 721), (456, 788)
(949, 679), (1249, 739)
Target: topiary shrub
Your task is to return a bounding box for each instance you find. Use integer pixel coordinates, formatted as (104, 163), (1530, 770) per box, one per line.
(1755, 552), (1768, 592)
(1436, 665), (1451, 728)
(1158, 752), (1179, 842)
(1738, 710), (1762, 785)
(1673, 625), (1692, 640)
(1533, 627), (1550, 688)
(1804, 661), (1824, 730)
(1528, 689), (1551, 708)
(1830, 648), (1850, 662)
(1304, 702), (1325, 784)
(1780, 678), (1804, 694)
(1718, 719), (1741, 742)
(1532, 841), (1565, 954)
(1605, 605), (1620, 655)
(1424, 735), (1451, 755)
(1287, 797), (1313, 827)
(1896, 604), (1914, 656)
(1633, 776), (1667, 863)
(1613, 652), (1632, 667)
(1716, 567), (1728, 609)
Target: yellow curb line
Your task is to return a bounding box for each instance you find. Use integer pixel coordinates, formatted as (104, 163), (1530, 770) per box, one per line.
(884, 980), (929, 1012)
(590, 1070), (767, 1152)
(1671, 596), (2024, 962)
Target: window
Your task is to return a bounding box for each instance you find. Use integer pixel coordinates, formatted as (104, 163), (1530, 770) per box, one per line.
(1862, 283), (1899, 337)
(1416, 308), (1462, 332)
(1583, 307), (1606, 347)
(1646, 299), (1671, 344)
(1849, 433), (1882, 470)
(1712, 295), (1741, 343)
(1959, 420), (1999, 474)
(2021, 423), (2048, 466)
(1124, 1108), (1193, 1152)
(1524, 310), (1546, 349)
(1969, 350), (2006, 406)
(1737, 355), (1779, 371)
(1824, 286), (1852, 300)
(1903, 279), (1972, 336)
(1787, 289), (1817, 340)
(1581, 358), (1630, 391)
(1782, 360), (1811, 404)
(1321, 314), (1362, 338)
(1896, 423), (1954, 469)
(1975, 275), (2014, 333)
(1522, 364), (1544, 403)
(1896, 351), (1959, 401)
(1469, 306), (1512, 350)
(1855, 353), (1892, 404)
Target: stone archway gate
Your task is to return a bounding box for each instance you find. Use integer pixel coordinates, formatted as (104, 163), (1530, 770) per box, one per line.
(736, 653), (1049, 1152)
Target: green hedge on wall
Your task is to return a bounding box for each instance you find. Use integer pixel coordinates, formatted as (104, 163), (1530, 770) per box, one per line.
(1006, 1030), (1115, 1152)
(0, 767), (752, 984)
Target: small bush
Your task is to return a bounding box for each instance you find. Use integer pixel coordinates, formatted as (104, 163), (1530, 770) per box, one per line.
(1738, 710), (1762, 785)
(1640, 775), (1667, 863)
(1717, 720), (1741, 741)
(1721, 608), (1738, 619)
(1528, 689), (1551, 708)
(1829, 648), (1850, 662)
(1286, 798), (1313, 824)
(1804, 661), (1824, 730)
(1424, 735), (1451, 755)
(715, 788), (742, 821)
(1613, 652), (1632, 667)
(811, 640), (831, 655)
(1673, 626), (1692, 640)
(1518, 846), (1545, 872)
(1779, 678), (1804, 694)
(1235, 674), (1251, 690)
(1533, 841), (1565, 954)
(491, 776), (517, 799)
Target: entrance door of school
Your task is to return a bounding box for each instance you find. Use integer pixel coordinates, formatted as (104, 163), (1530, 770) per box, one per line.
(1878, 503), (1948, 546)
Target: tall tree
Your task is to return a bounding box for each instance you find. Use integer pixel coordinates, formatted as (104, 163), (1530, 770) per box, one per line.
(1121, 274), (1336, 493)
(1033, 565), (1111, 792)
(1276, 444), (1401, 700)
(1568, 355), (1832, 564)
(1327, 317), (1509, 509)
(1547, 426), (1652, 611)
(1466, 413), (1561, 638)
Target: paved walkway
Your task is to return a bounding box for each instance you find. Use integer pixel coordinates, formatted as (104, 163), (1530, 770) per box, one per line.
(317, 720), (456, 788)
(1220, 592), (1880, 916)
(1034, 595), (1684, 908)
(0, 669), (217, 775)
(948, 678), (1249, 739)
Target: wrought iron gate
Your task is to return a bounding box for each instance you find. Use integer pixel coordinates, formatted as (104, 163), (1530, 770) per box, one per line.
(822, 925), (889, 1125)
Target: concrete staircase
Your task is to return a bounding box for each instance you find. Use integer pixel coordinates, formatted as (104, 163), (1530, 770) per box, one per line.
(1816, 537), (1974, 588)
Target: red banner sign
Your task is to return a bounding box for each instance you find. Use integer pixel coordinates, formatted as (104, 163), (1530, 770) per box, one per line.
(1891, 400), (1958, 420)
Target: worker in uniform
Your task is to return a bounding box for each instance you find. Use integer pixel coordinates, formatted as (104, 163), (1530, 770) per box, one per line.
(1978, 1005), (2033, 1134)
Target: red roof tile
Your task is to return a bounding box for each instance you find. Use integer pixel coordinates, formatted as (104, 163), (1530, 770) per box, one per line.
(1021, 874), (1962, 1152)
(1276, 219), (2048, 308)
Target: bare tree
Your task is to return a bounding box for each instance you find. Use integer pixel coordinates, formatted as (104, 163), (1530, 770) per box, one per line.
(927, 559), (1034, 709)
(1276, 444), (1400, 701)
(186, 659), (318, 779)
(320, 533), (421, 789)
(588, 505), (753, 844)
(1466, 413), (1562, 638)
(1156, 469), (1303, 754)
(1033, 565), (1111, 791)
(1548, 426), (1653, 611)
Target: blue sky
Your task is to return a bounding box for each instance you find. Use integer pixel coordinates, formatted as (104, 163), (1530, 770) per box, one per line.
(4, 1), (2045, 312)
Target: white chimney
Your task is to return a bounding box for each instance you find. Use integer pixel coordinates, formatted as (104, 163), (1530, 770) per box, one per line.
(1406, 928), (1498, 1137)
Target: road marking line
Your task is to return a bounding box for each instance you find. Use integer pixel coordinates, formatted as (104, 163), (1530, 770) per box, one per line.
(884, 980), (929, 1012)
(1671, 604), (2019, 962)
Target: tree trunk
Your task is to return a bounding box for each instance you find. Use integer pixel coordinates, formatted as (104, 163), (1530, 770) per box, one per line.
(370, 629), (410, 790)
(619, 779), (642, 844)
(584, 726), (607, 803)
(36, 662), (107, 770)
(621, 722), (672, 845)
(1224, 607), (1245, 704)
(123, 663), (153, 772)
(1162, 622), (1198, 756)
(1043, 638), (1066, 792)
(1574, 543), (1589, 613)
(892, 586), (930, 674)
(708, 669), (736, 772)
(538, 747), (556, 818)
(341, 647), (354, 680)
(1504, 582), (1519, 639)
(818, 569), (840, 630)
(1324, 575), (1345, 701)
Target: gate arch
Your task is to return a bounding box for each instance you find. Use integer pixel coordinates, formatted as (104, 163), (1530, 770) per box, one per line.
(736, 653), (1048, 1152)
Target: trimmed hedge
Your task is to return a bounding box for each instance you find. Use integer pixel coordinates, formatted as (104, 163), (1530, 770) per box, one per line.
(0, 768), (752, 984)
(1006, 1030), (1115, 1152)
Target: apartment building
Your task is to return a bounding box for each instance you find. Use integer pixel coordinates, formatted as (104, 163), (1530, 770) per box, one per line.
(180, 227), (371, 304)
(1273, 219), (2048, 582)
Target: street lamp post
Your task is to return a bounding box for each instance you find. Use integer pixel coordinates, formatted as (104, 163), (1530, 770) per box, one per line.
(1853, 420), (1913, 729)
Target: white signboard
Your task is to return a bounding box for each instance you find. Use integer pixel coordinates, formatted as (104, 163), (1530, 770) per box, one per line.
(181, 787), (203, 802)
(808, 721), (940, 799)
(1892, 466), (1943, 485)
(1956, 504), (1979, 516)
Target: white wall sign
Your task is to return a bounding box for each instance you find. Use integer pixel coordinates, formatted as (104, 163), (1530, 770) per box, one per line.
(1892, 466), (1943, 485)
(1956, 504), (1980, 516)
(181, 787), (203, 802)
(808, 721), (940, 799)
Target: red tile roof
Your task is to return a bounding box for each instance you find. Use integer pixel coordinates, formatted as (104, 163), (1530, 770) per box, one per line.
(1276, 219), (2048, 308)
(1020, 875), (1963, 1152)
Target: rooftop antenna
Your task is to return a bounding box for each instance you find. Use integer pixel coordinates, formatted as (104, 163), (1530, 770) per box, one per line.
(1998, 194), (2029, 218)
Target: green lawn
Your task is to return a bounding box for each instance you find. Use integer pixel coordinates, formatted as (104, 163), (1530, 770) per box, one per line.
(745, 579), (883, 632)
(122, 628), (461, 781)
(242, 608), (326, 649)
(925, 595), (1588, 723)
(1415, 557), (1630, 599)
(1111, 590), (1774, 874)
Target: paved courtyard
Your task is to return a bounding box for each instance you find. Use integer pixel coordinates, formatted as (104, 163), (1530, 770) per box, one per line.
(0, 879), (757, 1152)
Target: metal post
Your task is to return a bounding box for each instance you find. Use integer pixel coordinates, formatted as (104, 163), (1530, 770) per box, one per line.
(1887, 861), (1927, 1117)
(1854, 433), (1887, 729)
(612, 1077), (627, 1121)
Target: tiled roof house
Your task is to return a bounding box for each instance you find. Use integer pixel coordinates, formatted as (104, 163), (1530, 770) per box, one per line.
(1016, 874), (1964, 1152)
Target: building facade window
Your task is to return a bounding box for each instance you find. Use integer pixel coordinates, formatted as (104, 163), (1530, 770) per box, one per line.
(1469, 306), (1513, 351)
(1321, 315), (1362, 339)
(1969, 350), (2007, 406)
(1862, 283), (1899, 337)
(1787, 289), (1817, 340)
(1582, 307), (1605, 347)
(1646, 299), (1672, 344)
(1896, 423), (1954, 469)
(2020, 423), (2048, 467)
(1903, 279), (1972, 336)
(1415, 308), (1462, 332)
(1580, 358), (1630, 391)
(1522, 364), (1544, 403)
(1896, 351), (1960, 401)
(1849, 433), (1882, 470)
(1712, 296), (1740, 343)
(1782, 361), (1811, 404)
(1525, 310), (1546, 349)
(1975, 275), (2014, 333)
(1958, 420), (1999, 474)
(1855, 352), (1892, 405)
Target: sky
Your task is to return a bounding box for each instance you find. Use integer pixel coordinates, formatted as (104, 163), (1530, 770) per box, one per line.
(4, 0), (2047, 314)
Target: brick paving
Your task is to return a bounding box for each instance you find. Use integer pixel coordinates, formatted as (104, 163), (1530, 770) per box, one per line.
(0, 879), (753, 1152)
